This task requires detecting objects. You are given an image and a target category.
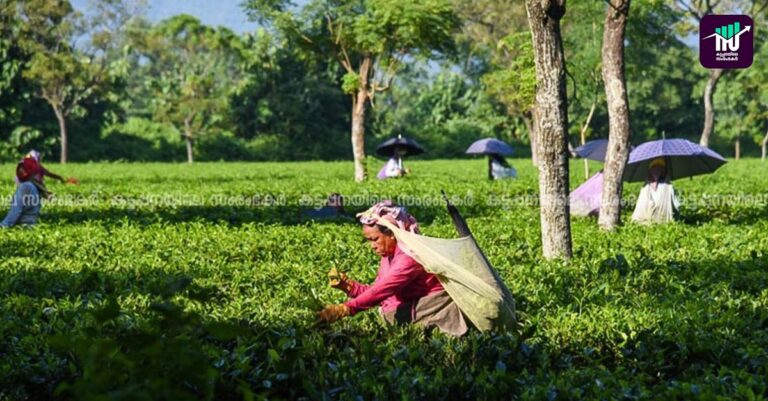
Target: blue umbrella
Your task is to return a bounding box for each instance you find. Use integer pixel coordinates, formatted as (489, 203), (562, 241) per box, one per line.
(573, 139), (609, 162)
(466, 138), (514, 156)
(622, 138), (726, 182)
(573, 139), (635, 162)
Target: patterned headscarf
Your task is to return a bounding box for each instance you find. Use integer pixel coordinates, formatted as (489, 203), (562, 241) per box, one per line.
(356, 200), (420, 234)
(25, 150), (41, 162)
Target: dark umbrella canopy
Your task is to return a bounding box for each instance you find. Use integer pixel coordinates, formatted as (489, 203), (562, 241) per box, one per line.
(466, 138), (514, 156)
(375, 135), (425, 158)
(622, 138), (727, 182)
(573, 139), (609, 162)
(573, 139), (635, 162)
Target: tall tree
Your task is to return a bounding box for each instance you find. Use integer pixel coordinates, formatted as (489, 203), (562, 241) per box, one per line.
(129, 15), (246, 163)
(229, 29), (351, 161)
(480, 33), (538, 164)
(562, 1), (605, 178)
(371, 67), (513, 158)
(15, 0), (137, 163)
(714, 28), (768, 161)
(453, 0), (539, 164)
(735, 33), (768, 160)
(674, 0), (768, 148)
(245, 0), (458, 182)
(525, 0), (572, 260)
(623, 2), (699, 145)
(598, 0), (632, 230)
(674, 0), (724, 148)
(0, 0), (32, 155)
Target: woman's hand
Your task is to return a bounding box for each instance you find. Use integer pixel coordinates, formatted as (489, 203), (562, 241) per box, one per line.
(317, 304), (351, 323)
(327, 267), (351, 293)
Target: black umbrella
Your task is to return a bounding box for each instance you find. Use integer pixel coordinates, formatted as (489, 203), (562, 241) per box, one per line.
(375, 134), (425, 158)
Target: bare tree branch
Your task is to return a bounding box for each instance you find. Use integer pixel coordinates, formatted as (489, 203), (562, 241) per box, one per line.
(371, 50), (403, 94)
(325, 13), (353, 73)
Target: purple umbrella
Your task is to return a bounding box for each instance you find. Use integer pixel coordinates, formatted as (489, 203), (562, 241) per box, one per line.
(570, 171), (603, 216)
(466, 138), (514, 156)
(622, 138), (726, 182)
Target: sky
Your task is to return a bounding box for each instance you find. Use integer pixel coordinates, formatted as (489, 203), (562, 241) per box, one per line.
(70, 0), (259, 34)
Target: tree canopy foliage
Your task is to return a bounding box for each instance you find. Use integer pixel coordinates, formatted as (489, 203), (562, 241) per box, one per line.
(0, 0), (765, 163)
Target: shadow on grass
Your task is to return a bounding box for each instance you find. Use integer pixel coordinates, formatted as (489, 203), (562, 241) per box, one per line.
(0, 267), (229, 401)
(4, 248), (767, 400)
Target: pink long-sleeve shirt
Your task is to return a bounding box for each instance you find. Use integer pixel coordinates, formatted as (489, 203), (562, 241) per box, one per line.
(344, 245), (444, 315)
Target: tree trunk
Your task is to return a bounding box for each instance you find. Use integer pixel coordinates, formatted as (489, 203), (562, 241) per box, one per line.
(350, 57), (372, 182)
(699, 68), (724, 148)
(351, 90), (367, 182)
(735, 137), (740, 160)
(53, 107), (68, 164)
(525, 0), (572, 260)
(580, 101), (597, 180)
(762, 130), (768, 161)
(524, 110), (538, 166)
(185, 136), (194, 163)
(184, 118), (194, 163)
(598, 0), (632, 231)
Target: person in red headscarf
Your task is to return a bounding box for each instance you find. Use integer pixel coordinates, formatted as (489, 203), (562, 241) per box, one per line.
(1, 160), (46, 228)
(13, 150), (78, 185)
(317, 200), (469, 336)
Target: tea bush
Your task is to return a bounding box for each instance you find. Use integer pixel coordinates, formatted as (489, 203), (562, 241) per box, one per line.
(0, 159), (766, 400)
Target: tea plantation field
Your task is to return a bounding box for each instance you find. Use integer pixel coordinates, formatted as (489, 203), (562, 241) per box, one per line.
(1, 159), (767, 400)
